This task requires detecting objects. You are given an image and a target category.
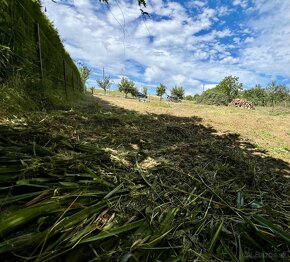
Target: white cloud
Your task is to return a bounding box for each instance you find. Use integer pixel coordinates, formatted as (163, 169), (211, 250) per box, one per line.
(244, 37), (254, 43)
(239, 0), (290, 79)
(41, 0), (290, 94)
(233, 0), (249, 9)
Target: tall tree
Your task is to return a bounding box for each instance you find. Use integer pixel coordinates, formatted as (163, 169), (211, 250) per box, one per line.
(97, 76), (112, 94)
(242, 84), (268, 106)
(266, 82), (289, 107)
(171, 85), (185, 100)
(79, 65), (91, 92)
(143, 87), (148, 97)
(118, 77), (136, 98)
(215, 76), (243, 103)
(156, 83), (166, 100)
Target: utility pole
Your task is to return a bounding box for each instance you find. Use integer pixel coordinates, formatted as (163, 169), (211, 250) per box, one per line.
(103, 67), (104, 80)
(203, 84), (205, 93)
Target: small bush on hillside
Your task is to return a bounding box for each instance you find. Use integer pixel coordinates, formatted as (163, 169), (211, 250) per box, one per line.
(171, 85), (185, 100)
(197, 76), (242, 106)
(196, 92), (228, 105)
(184, 95), (194, 101)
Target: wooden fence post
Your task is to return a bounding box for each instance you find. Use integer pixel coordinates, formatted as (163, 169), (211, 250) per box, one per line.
(36, 23), (44, 89)
(72, 71), (74, 90)
(63, 59), (67, 98)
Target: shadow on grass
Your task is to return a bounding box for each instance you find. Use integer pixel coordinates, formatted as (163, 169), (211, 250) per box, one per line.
(91, 94), (289, 177)
(0, 94), (289, 261)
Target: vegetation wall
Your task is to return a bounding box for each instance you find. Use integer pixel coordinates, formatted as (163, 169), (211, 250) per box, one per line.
(0, 0), (83, 112)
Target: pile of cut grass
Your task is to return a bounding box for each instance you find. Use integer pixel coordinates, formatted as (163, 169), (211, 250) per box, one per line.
(0, 95), (289, 261)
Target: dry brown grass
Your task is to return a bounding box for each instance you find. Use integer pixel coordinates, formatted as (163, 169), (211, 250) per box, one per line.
(94, 92), (290, 162)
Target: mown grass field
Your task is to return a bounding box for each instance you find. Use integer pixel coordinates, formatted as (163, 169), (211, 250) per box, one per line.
(93, 88), (290, 163)
(0, 93), (289, 261)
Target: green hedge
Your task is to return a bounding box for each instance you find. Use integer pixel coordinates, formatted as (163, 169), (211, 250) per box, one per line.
(196, 92), (228, 105)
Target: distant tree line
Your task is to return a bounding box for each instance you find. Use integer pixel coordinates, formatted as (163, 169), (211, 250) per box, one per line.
(116, 78), (186, 101)
(186, 76), (290, 107)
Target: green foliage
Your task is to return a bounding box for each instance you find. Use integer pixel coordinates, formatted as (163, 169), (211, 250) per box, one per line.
(215, 76), (243, 103)
(118, 77), (136, 98)
(79, 66), (91, 86)
(0, 45), (12, 82)
(193, 94), (200, 101)
(266, 82), (289, 107)
(97, 77), (112, 94)
(242, 84), (268, 106)
(241, 83), (290, 107)
(156, 83), (166, 100)
(197, 91), (228, 105)
(184, 95), (195, 101)
(0, 74), (39, 114)
(198, 80), (290, 107)
(0, 0), (82, 105)
(197, 76), (243, 106)
(171, 85), (185, 100)
(142, 87), (148, 96)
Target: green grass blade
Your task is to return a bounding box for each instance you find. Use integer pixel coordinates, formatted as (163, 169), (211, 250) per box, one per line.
(252, 215), (290, 244)
(0, 191), (43, 206)
(80, 219), (146, 243)
(0, 201), (61, 237)
(208, 220), (223, 253)
(104, 183), (123, 199)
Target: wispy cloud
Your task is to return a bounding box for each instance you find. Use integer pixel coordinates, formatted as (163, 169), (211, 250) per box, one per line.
(42, 0), (290, 94)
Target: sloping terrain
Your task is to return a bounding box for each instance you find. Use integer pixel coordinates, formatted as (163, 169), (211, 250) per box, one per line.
(93, 91), (290, 162)
(0, 95), (289, 261)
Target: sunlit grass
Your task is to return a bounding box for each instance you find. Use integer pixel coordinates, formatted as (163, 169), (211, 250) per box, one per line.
(94, 94), (290, 162)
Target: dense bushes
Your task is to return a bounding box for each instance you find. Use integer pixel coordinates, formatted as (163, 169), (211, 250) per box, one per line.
(196, 91), (228, 105)
(195, 76), (290, 107)
(240, 83), (290, 107)
(195, 76), (242, 106)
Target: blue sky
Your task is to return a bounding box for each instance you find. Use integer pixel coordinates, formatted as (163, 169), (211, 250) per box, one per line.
(42, 0), (290, 95)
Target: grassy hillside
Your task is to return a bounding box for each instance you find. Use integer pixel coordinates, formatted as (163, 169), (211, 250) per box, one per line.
(0, 0), (83, 112)
(93, 93), (290, 162)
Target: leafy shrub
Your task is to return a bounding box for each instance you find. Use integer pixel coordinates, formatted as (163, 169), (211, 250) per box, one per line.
(215, 76), (243, 103)
(196, 92), (228, 105)
(156, 83), (166, 100)
(118, 77), (136, 98)
(171, 85), (185, 100)
(184, 95), (194, 101)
